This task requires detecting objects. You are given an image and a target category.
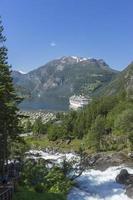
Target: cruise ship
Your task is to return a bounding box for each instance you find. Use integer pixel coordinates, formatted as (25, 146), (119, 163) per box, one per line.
(69, 95), (90, 109)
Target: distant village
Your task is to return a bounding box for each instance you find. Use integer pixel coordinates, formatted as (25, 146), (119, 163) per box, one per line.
(19, 110), (56, 124)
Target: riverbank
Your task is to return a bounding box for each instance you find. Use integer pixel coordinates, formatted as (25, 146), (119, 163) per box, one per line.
(25, 136), (133, 169)
(25, 136), (82, 152)
(17, 148), (133, 200)
(23, 136), (133, 200)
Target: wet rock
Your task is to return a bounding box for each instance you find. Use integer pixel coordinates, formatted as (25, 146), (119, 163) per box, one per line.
(116, 169), (129, 184)
(126, 184), (133, 199)
(116, 169), (133, 199)
(88, 152), (129, 170)
(116, 169), (133, 185)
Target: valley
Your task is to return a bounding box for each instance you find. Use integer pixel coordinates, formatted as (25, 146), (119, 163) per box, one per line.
(12, 56), (118, 111)
(0, 3), (133, 199)
(14, 59), (133, 200)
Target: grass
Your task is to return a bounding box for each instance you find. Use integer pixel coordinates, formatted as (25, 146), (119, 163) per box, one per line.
(13, 187), (66, 200)
(25, 136), (83, 152)
(25, 135), (127, 155)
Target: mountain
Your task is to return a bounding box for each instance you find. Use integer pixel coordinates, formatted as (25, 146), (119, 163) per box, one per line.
(12, 56), (118, 110)
(102, 62), (133, 99)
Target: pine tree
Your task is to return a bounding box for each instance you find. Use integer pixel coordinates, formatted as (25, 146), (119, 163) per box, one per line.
(33, 117), (44, 135)
(0, 17), (21, 177)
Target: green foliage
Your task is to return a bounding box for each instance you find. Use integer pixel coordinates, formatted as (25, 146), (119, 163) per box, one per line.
(102, 62), (133, 99)
(46, 167), (73, 194)
(86, 115), (106, 151)
(21, 159), (48, 187)
(21, 159), (73, 195)
(48, 125), (66, 141)
(0, 17), (22, 176)
(9, 137), (29, 161)
(45, 92), (133, 152)
(33, 117), (45, 135)
(114, 109), (133, 149)
(114, 109), (133, 134)
(34, 184), (44, 193)
(28, 92), (133, 153)
(25, 119), (32, 132)
(13, 187), (66, 200)
(25, 136), (82, 152)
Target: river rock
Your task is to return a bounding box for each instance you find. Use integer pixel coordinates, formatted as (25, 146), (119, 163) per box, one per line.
(125, 184), (133, 199)
(88, 152), (129, 170)
(116, 169), (133, 185)
(116, 169), (133, 199)
(116, 169), (129, 184)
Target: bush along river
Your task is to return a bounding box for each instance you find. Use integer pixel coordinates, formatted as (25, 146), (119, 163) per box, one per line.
(26, 149), (133, 200)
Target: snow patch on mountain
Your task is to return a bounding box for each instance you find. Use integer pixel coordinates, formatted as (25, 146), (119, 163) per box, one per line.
(18, 70), (27, 74)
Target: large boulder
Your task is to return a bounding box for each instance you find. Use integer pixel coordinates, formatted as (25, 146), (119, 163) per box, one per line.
(88, 152), (129, 170)
(116, 169), (133, 185)
(116, 169), (129, 184)
(116, 169), (133, 199)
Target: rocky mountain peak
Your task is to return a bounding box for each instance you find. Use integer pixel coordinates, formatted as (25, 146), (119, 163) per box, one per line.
(11, 55), (120, 110)
(59, 56), (90, 64)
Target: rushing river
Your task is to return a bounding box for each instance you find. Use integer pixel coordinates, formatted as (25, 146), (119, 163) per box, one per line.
(28, 150), (133, 200)
(67, 166), (133, 200)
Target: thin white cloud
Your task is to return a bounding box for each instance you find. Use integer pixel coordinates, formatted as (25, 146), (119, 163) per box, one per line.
(50, 42), (56, 47)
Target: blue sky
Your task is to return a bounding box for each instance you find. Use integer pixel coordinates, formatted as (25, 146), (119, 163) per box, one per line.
(0, 0), (133, 72)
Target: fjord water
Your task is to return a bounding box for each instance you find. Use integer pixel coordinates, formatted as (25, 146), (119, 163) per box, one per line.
(20, 99), (69, 111)
(28, 150), (133, 200)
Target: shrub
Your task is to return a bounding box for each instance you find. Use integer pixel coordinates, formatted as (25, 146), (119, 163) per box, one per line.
(34, 183), (44, 193)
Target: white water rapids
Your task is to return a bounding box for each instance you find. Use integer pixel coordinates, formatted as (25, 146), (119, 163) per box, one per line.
(27, 150), (133, 200)
(67, 166), (133, 200)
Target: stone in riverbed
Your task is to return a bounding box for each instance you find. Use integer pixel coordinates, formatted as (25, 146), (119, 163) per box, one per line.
(116, 169), (133, 185)
(116, 169), (129, 184)
(88, 152), (129, 170)
(116, 169), (133, 199)
(126, 184), (133, 199)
